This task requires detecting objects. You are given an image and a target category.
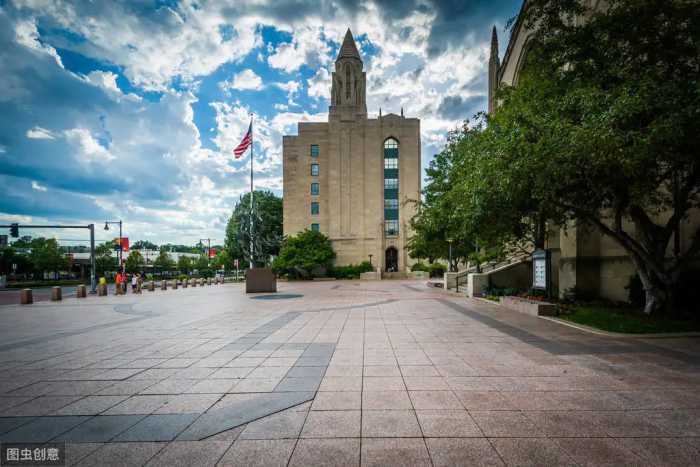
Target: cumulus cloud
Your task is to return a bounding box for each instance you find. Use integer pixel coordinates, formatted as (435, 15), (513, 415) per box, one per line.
(0, 0), (522, 243)
(26, 127), (56, 139)
(222, 69), (264, 91)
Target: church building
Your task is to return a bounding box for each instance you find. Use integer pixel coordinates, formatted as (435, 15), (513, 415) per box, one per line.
(282, 29), (421, 272)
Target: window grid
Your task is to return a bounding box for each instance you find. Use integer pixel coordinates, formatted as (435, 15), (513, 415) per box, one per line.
(310, 145), (319, 157)
(383, 138), (400, 238)
(311, 202), (319, 215)
(311, 223), (320, 232)
(311, 163), (319, 176)
(311, 183), (319, 195)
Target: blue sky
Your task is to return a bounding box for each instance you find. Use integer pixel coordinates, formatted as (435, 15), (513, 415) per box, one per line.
(0, 0), (521, 245)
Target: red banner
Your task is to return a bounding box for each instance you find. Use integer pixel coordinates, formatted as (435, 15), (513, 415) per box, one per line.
(208, 248), (217, 258)
(120, 237), (129, 252)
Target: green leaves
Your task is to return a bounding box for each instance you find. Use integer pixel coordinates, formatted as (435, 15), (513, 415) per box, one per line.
(272, 230), (336, 279)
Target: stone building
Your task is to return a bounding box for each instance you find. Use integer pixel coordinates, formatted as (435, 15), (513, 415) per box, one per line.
(487, 0), (700, 301)
(282, 29), (421, 272)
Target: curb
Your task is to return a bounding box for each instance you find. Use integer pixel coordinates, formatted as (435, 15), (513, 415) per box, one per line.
(539, 316), (700, 339)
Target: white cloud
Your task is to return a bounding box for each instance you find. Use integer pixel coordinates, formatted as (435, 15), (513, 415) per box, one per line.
(221, 69), (264, 92)
(26, 126), (56, 139)
(307, 67), (331, 100)
(267, 27), (332, 73)
(63, 128), (114, 162)
(31, 180), (47, 192)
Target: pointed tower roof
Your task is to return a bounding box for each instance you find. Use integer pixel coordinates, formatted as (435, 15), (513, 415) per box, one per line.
(337, 28), (361, 62)
(490, 26), (499, 61)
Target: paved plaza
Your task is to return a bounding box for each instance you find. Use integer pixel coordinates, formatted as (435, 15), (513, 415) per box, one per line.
(1, 280), (700, 466)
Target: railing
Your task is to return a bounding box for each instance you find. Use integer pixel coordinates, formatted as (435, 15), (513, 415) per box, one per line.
(449, 251), (531, 293)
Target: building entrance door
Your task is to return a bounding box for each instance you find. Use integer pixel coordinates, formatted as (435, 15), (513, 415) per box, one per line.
(385, 247), (398, 272)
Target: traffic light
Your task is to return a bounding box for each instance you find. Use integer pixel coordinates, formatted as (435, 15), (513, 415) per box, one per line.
(10, 223), (19, 238)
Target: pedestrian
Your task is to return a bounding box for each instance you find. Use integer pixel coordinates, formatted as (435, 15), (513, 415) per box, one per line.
(115, 271), (123, 294)
(131, 273), (137, 293)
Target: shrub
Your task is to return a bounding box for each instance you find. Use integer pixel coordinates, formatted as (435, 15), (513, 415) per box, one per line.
(428, 263), (446, 278)
(329, 261), (373, 279)
(272, 230), (336, 279)
(411, 262), (429, 272)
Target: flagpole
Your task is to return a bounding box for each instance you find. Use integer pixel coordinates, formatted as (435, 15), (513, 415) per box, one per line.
(249, 114), (254, 269)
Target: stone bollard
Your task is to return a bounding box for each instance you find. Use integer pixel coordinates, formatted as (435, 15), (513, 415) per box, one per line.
(191, 279), (197, 288)
(172, 280), (178, 290)
(161, 280), (167, 291)
(207, 277), (212, 286)
(98, 284), (108, 296)
(51, 286), (62, 301)
(182, 280), (188, 288)
(76, 285), (87, 298)
(20, 288), (33, 305)
(200, 278), (205, 286)
(148, 281), (155, 292)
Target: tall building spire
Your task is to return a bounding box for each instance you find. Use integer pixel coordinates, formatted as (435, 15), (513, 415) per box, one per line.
(488, 26), (500, 114)
(330, 28), (367, 120)
(337, 28), (361, 62)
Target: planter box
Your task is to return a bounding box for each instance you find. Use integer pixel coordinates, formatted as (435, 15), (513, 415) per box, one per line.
(499, 296), (557, 317)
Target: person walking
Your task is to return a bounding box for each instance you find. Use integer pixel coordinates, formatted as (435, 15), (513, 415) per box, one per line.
(131, 273), (138, 293)
(115, 271), (123, 295)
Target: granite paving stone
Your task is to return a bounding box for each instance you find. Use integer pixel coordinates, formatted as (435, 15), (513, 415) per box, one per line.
(361, 438), (431, 467)
(2, 280), (700, 465)
(0, 415), (89, 442)
(55, 414), (146, 442)
(288, 438), (360, 467)
(113, 413), (199, 441)
(75, 442), (164, 467)
(218, 439), (296, 467)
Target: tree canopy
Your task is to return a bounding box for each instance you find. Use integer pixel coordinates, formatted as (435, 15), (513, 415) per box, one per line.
(272, 230), (336, 279)
(413, 0), (700, 315)
(224, 190), (283, 267)
(124, 250), (144, 274)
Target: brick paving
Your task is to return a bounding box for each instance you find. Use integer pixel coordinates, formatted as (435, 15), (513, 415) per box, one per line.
(1, 280), (699, 466)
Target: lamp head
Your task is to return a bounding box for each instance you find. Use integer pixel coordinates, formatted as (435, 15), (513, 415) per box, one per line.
(104, 222), (109, 231)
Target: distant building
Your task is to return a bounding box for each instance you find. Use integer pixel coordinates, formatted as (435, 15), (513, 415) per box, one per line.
(283, 29), (421, 272)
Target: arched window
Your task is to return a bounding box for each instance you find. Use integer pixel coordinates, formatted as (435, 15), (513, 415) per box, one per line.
(383, 138), (399, 237)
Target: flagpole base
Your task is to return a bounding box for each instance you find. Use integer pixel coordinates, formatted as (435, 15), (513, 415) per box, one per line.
(245, 267), (277, 293)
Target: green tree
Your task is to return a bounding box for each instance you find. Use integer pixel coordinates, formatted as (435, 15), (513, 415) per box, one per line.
(153, 249), (175, 272)
(448, 0), (700, 314)
(177, 255), (193, 274)
(95, 242), (118, 277)
(225, 190), (283, 267)
(124, 250), (144, 274)
(272, 230), (336, 279)
(28, 238), (68, 276)
(132, 240), (157, 250)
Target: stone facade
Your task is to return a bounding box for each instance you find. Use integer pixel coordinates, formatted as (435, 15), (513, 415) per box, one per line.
(489, 0), (700, 302)
(283, 29), (421, 272)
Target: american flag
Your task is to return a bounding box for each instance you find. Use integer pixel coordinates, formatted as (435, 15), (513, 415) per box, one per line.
(233, 121), (252, 158)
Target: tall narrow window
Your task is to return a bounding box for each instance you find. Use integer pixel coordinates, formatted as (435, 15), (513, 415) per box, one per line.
(311, 163), (319, 176)
(311, 202), (319, 215)
(311, 223), (320, 232)
(345, 67), (351, 100)
(310, 144), (319, 157)
(311, 183), (319, 195)
(383, 138), (399, 237)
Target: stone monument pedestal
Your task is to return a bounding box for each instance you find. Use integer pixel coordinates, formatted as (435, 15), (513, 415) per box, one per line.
(246, 268), (277, 293)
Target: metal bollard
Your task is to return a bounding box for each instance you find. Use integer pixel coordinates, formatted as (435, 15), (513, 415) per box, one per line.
(148, 281), (155, 291)
(76, 284), (87, 298)
(51, 286), (62, 301)
(20, 288), (33, 305)
(161, 280), (167, 290)
(98, 284), (108, 296)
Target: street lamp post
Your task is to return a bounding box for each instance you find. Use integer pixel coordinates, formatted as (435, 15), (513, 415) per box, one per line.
(104, 220), (123, 273)
(199, 238), (212, 267)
